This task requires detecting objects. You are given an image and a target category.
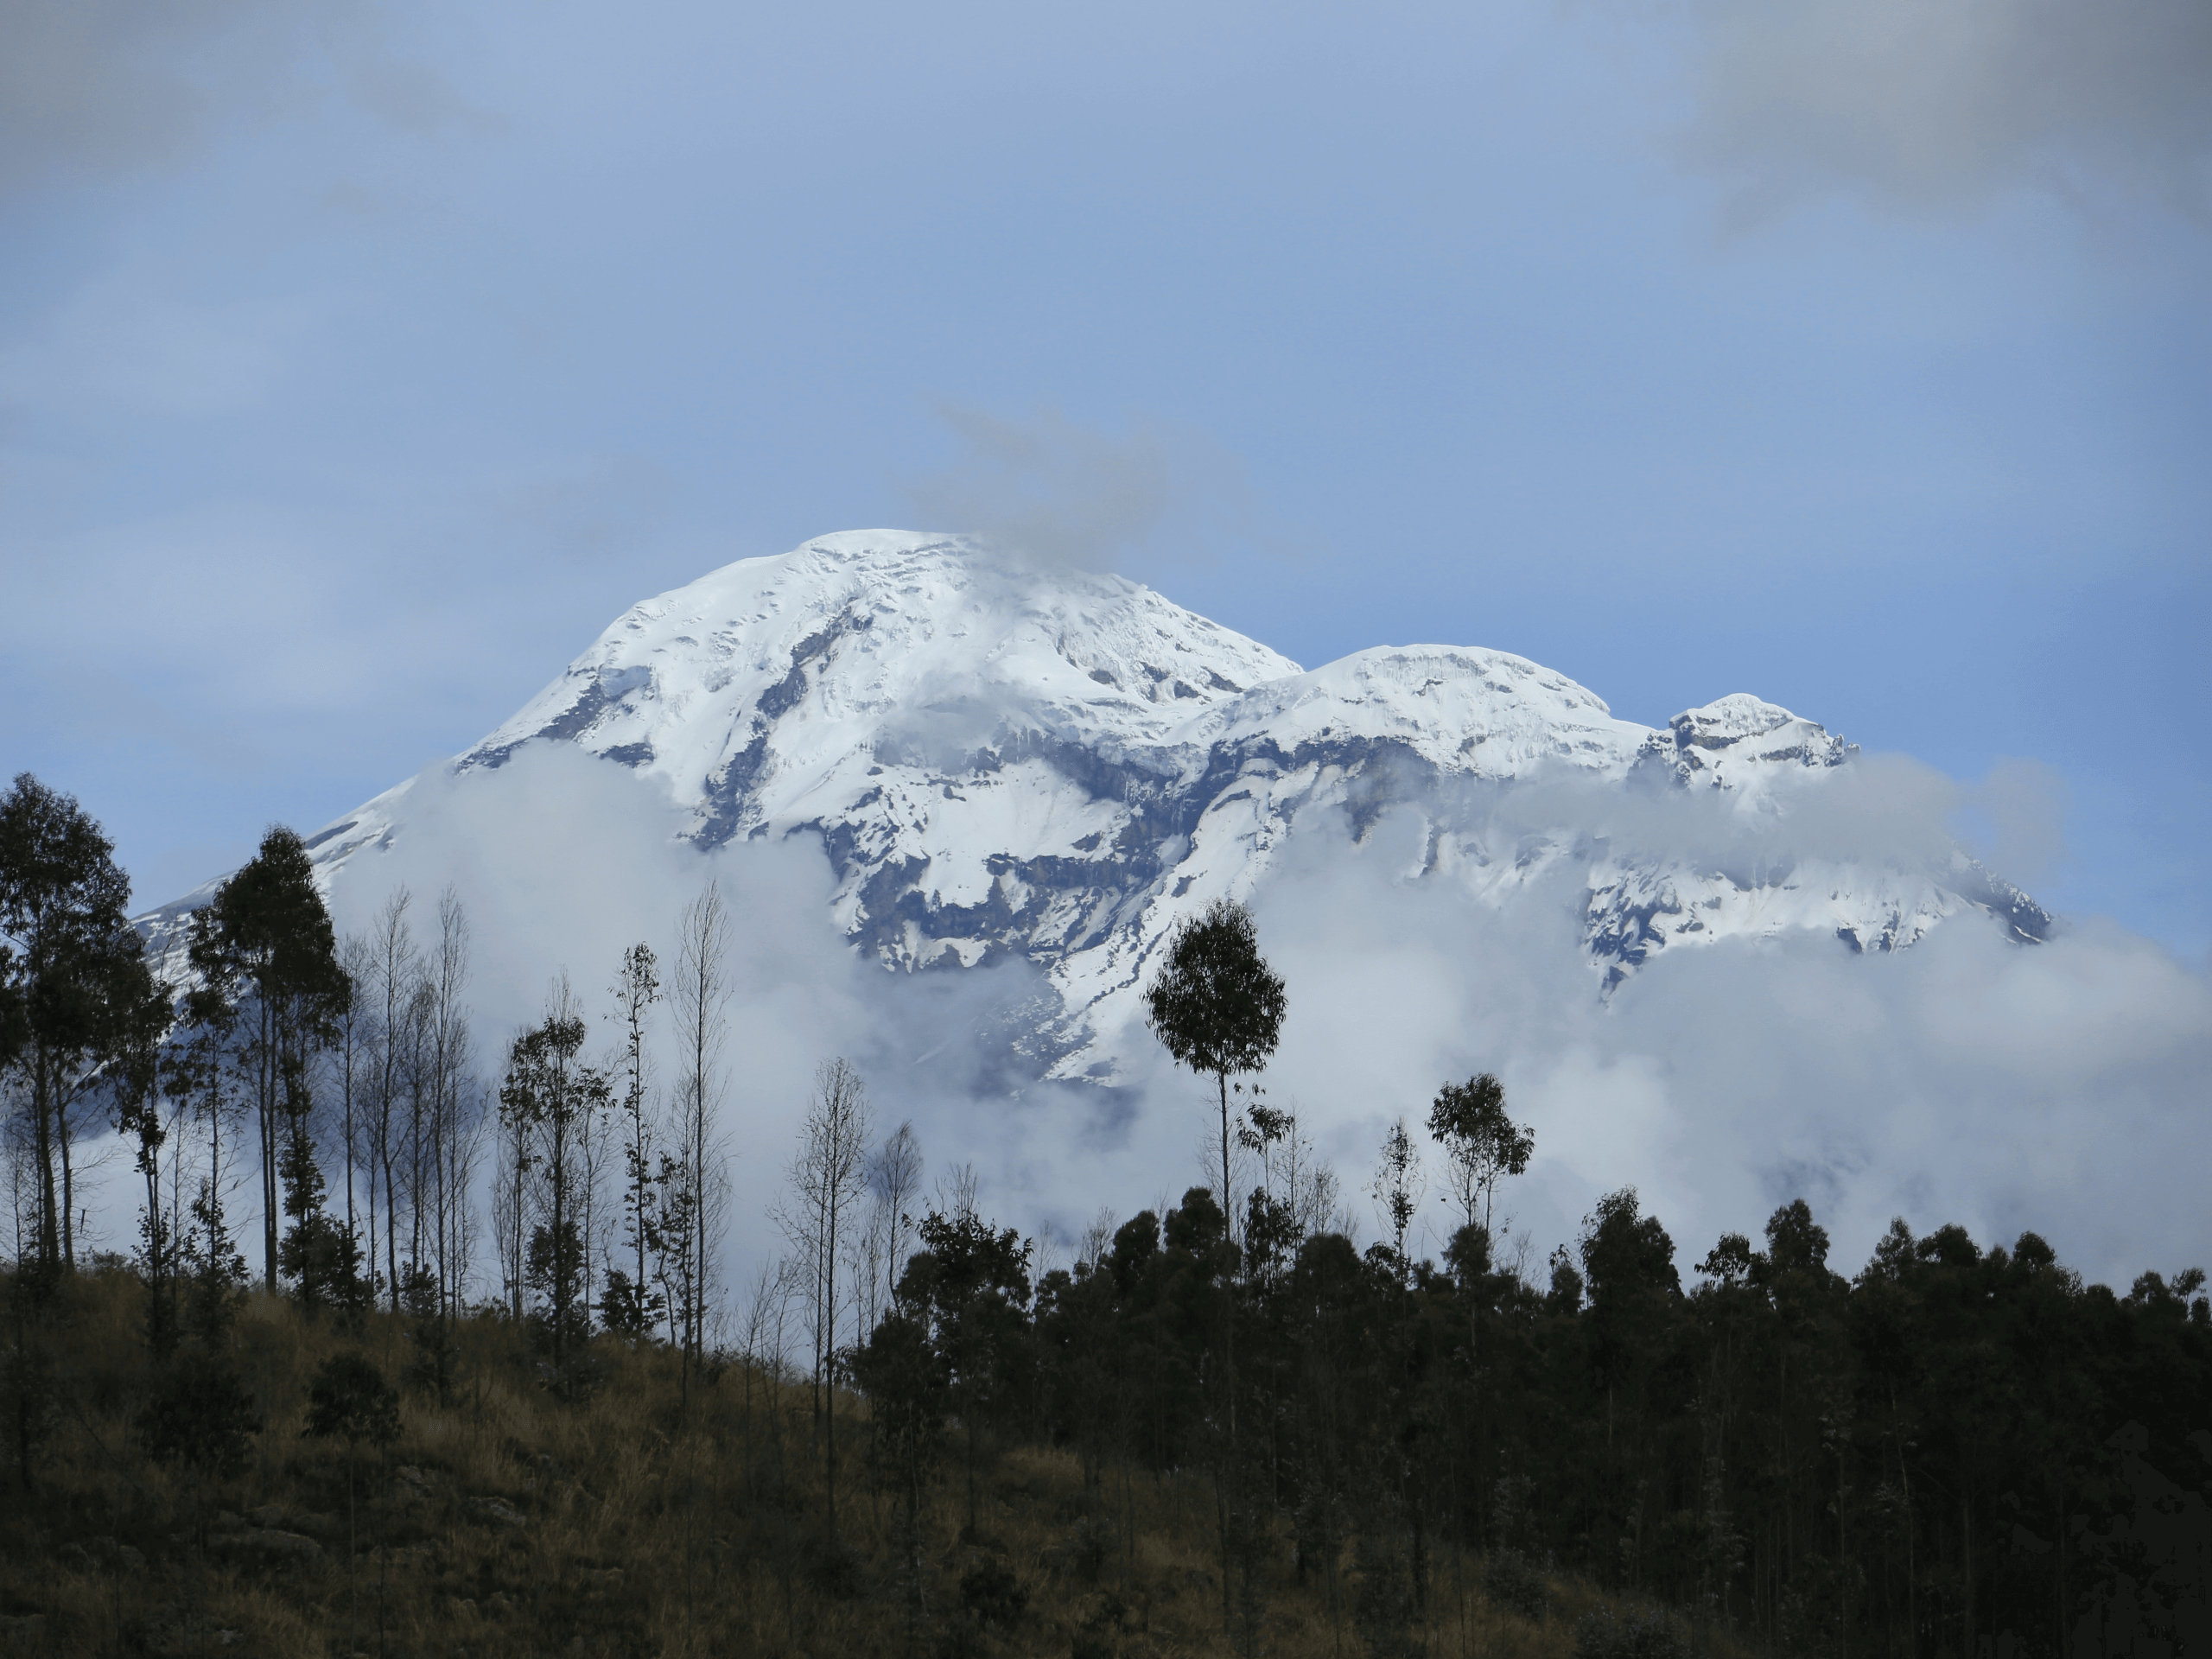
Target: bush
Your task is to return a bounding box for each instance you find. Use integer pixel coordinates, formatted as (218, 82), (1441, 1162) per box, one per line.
(303, 1351), (399, 1447)
(803, 1534), (865, 1599)
(1052, 1514), (1116, 1581)
(958, 1558), (1027, 1629)
(1485, 1548), (1548, 1622)
(137, 1351), (260, 1478)
(1573, 1606), (1690, 1659)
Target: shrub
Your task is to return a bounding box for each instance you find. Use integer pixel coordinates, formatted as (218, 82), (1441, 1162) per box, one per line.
(958, 1558), (1027, 1629)
(137, 1351), (260, 1478)
(303, 1351), (399, 1447)
(1486, 1548), (1548, 1622)
(1573, 1605), (1690, 1659)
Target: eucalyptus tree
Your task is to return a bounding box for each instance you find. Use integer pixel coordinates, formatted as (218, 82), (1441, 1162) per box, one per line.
(1142, 897), (1287, 1240)
(1369, 1119), (1425, 1272)
(893, 1205), (1034, 1540)
(668, 883), (732, 1374)
(188, 826), (351, 1292)
(779, 1055), (872, 1528)
(361, 887), (418, 1309)
(1427, 1071), (1534, 1242)
(499, 982), (611, 1373)
(413, 889), (480, 1328)
(602, 939), (663, 1342)
(1143, 896), (1287, 1640)
(0, 772), (163, 1281)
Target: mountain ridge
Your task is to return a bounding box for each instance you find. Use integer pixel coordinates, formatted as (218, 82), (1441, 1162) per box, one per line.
(139, 530), (2048, 1081)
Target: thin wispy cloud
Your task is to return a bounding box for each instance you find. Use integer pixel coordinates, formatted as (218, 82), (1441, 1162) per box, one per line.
(0, 0), (488, 195)
(902, 404), (1248, 575)
(1662, 0), (2212, 226)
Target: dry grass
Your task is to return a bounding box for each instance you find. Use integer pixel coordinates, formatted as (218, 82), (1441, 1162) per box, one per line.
(0, 1268), (1755, 1658)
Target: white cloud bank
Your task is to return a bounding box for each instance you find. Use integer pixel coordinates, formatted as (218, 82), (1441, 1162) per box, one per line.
(1253, 804), (2210, 1288)
(308, 747), (2208, 1296)
(76, 743), (2206, 1302)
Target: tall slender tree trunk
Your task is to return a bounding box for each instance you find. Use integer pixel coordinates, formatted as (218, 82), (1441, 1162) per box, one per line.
(57, 1092), (77, 1274)
(825, 1182), (839, 1538)
(260, 998), (279, 1291)
(31, 1055), (59, 1274)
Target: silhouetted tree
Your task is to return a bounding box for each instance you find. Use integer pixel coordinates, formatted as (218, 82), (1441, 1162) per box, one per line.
(0, 772), (162, 1281)
(188, 825), (350, 1293)
(602, 940), (663, 1343)
(499, 986), (610, 1377)
(1427, 1071), (1533, 1241)
(1143, 897), (1287, 1241)
(896, 1208), (1034, 1539)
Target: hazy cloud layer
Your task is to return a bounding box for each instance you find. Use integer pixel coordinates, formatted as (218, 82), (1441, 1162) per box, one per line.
(1668, 0), (2212, 223)
(1253, 803), (2209, 1292)
(226, 750), (2212, 1294)
(75, 740), (2203, 1306)
(0, 0), (481, 194)
(903, 406), (1248, 575)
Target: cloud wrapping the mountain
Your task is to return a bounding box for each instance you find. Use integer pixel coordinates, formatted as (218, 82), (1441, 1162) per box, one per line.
(278, 745), (2212, 1300)
(1249, 800), (2211, 1289)
(308, 747), (1137, 1288)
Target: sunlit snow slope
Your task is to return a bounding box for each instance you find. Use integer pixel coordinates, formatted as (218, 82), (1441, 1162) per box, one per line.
(142, 531), (2047, 1080)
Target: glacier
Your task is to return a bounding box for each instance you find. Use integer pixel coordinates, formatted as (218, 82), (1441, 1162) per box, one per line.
(138, 530), (2047, 1084)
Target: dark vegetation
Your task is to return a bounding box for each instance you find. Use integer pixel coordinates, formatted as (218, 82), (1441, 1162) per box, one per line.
(3, 775), (2208, 1657)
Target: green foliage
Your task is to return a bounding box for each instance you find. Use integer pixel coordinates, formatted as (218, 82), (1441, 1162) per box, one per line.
(1427, 1071), (1534, 1233)
(303, 1350), (400, 1447)
(0, 772), (162, 1277)
(188, 824), (351, 1295)
(397, 1262), (457, 1399)
(1486, 1548), (1549, 1622)
(181, 1177), (248, 1346)
(598, 1266), (661, 1344)
(278, 1212), (367, 1323)
(1573, 1606), (1689, 1659)
(500, 1004), (612, 1376)
(855, 1178), (2212, 1659)
(1142, 898), (1288, 1084)
(956, 1557), (1027, 1628)
(137, 1350), (260, 1478)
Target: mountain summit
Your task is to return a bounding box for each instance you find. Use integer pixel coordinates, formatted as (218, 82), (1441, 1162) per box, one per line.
(148, 531), (2046, 1079)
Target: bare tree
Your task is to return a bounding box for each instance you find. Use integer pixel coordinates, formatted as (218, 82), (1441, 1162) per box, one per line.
(364, 889), (418, 1310)
(492, 1089), (530, 1323)
(333, 936), (372, 1245)
(416, 892), (483, 1333)
(935, 1159), (978, 1223)
(856, 1120), (924, 1338)
(779, 1056), (872, 1538)
(1275, 1102), (1342, 1242)
(1079, 1205), (1117, 1274)
(602, 942), (662, 1341)
(668, 883), (733, 1385)
(1370, 1118), (1427, 1270)
(739, 1255), (799, 1448)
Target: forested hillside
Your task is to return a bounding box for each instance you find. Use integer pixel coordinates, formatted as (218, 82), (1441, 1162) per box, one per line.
(3, 775), (2206, 1658)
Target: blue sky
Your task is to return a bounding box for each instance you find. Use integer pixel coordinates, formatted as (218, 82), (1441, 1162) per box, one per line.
(3, 0), (2207, 957)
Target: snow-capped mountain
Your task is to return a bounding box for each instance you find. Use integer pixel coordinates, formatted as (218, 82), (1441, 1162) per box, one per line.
(143, 531), (2046, 1080)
